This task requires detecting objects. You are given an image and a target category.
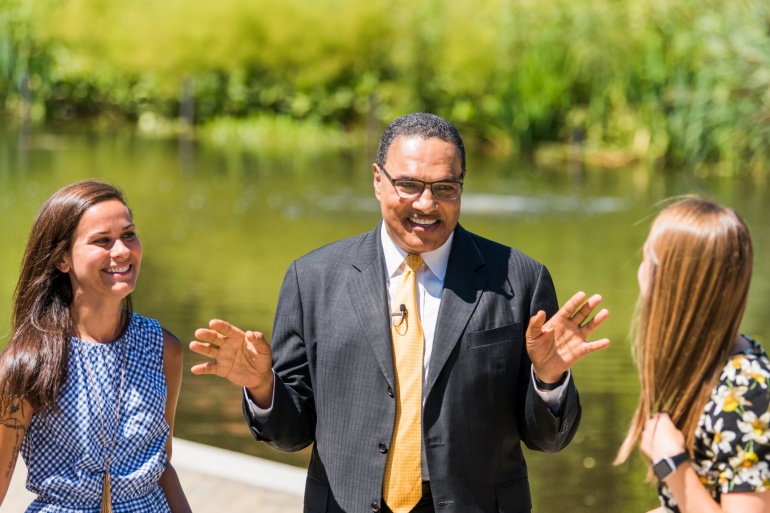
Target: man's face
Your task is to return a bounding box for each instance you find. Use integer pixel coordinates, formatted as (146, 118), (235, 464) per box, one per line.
(373, 136), (464, 254)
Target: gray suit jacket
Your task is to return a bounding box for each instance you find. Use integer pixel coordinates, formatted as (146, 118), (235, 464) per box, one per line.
(244, 224), (581, 513)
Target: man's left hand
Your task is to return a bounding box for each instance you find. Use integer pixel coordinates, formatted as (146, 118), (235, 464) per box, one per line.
(526, 291), (610, 384)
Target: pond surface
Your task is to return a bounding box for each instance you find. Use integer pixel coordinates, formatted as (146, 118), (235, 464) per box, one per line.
(2, 122), (769, 512)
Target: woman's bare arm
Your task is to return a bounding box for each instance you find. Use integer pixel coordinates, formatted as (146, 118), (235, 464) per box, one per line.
(0, 398), (33, 506)
(158, 329), (192, 513)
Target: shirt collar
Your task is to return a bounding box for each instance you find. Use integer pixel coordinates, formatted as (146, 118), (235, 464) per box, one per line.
(380, 221), (454, 280)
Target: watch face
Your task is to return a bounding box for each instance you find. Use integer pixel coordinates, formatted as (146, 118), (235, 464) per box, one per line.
(653, 458), (674, 481)
(653, 453), (689, 481)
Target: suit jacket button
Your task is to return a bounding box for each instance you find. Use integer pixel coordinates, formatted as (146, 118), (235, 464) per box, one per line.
(371, 501), (380, 512)
(378, 443), (388, 454)
(387, 387), (394, 398)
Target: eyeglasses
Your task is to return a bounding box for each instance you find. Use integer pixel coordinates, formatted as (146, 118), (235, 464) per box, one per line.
(378, 165), (464, 201)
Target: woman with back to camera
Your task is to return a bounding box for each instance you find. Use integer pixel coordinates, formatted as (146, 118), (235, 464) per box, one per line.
(616, 197), (770, 512)
(0, 180), (191, 512)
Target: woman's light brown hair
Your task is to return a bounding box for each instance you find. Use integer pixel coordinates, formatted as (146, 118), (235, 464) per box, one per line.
(615, 198), (753, 466)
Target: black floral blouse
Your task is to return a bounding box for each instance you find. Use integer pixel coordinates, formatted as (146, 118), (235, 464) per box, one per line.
(659, 337), (770, 512)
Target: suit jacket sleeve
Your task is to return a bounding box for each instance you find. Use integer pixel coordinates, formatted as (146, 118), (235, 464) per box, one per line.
(518, 263), (581, 454)
(243, 260), (317, 452)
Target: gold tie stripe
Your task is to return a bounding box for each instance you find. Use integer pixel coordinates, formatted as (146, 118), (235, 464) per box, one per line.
(383, 254), (424, 512)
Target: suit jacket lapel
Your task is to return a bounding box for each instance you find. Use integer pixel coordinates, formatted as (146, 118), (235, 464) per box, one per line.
(426, 225), (487, 396)
(348, 224), (395, 386)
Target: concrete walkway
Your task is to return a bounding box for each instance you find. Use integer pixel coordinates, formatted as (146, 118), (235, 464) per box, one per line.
(4, 438), (306, 512)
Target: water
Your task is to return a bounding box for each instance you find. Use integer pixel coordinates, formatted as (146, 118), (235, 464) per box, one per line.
(2, 122), (769, 512)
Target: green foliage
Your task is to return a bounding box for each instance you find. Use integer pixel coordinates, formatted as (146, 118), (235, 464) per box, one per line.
(0, 0), (57, 119)
(199, 114), (360, 156)
(1, 0), (769, 173)
(658, 1), (770, 174)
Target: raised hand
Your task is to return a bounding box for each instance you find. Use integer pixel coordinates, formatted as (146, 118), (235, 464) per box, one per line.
(189, 319), (274, 407)
(526, 291), (610, 384)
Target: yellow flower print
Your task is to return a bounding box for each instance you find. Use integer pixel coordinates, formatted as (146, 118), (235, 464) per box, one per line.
(729, 446), (760, 473)
(732, 357), (770, 388)
(708, 417), (738, 455)
(722, 356), (746, 382)
(738, 411), (770, 444)
(743, 462), (770, 489)
(743, 452), (759, 468)
(714, 385), (751, 414)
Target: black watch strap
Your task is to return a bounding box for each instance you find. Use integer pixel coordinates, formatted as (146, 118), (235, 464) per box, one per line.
(652, 452), (689, 482)
(533, 371), (568, 391)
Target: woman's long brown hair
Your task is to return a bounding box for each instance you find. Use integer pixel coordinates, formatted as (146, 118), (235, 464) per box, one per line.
(0, 180), (133, 416)
(615, 198), (753, 466)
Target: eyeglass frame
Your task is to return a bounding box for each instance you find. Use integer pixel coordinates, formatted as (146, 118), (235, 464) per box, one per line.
(376, 164), (465, 201)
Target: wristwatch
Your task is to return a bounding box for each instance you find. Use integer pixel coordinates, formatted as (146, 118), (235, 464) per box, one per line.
(533, 371), (568, 391)
(652, 452), (689, 482)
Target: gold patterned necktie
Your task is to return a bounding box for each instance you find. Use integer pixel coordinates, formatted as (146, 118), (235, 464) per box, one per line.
(383, 254), (424, 512)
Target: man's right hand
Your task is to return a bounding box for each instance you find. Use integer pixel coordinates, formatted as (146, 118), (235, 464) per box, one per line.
(189, 319), (274, 408)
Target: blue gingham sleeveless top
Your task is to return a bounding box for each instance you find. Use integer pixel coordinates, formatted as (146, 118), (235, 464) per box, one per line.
(20, 313), (172, 512)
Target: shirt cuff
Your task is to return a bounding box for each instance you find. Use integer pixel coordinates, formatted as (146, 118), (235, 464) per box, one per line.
(530, 366), (571, 412)
(242, 371), (276, 426)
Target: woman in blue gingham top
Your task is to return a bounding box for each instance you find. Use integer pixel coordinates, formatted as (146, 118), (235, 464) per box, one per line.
(21, 314), (173, 512)
(0, 181), (190, 512)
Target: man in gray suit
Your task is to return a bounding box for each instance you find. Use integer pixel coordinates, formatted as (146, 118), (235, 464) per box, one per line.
(190, 113), (610, 513)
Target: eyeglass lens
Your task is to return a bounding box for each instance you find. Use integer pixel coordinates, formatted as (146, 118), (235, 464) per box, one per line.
(394, 180), (461, 200)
